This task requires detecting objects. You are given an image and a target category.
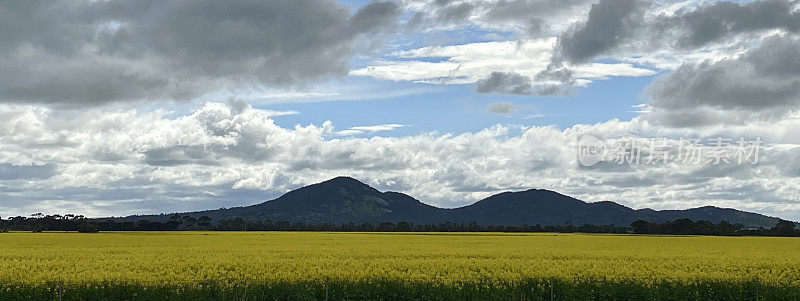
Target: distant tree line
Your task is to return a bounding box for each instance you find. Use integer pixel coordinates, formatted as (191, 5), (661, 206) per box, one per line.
(210, 219), (630, 233)
(0, 213), (99, 233)
(1, 213), (798, 236)
(631, 218), (800, 236)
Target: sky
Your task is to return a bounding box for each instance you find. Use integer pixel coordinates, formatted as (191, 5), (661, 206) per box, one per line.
(2, 0), (800, 220)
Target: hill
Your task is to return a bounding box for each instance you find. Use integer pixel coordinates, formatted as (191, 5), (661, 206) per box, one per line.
(122, 177), (781, 229)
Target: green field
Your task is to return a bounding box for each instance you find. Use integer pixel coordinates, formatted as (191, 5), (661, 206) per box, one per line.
(1, 231), (799, 300)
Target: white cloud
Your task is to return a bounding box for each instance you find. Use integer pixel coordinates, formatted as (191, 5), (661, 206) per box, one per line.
(351, 39), (655, 85)
(335, 124), (408, 136)
(1, 101), (799, 221)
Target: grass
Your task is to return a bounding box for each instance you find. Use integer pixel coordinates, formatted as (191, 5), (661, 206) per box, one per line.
(1, 231), (799, 300)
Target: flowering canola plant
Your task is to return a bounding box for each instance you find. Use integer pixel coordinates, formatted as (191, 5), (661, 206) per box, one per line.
(1, 231), (799, 288)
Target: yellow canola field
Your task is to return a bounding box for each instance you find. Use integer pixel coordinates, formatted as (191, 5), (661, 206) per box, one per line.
(1, 232), (798, 286)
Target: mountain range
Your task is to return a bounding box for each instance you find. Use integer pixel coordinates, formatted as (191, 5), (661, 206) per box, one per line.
(123, 176), (781, 229)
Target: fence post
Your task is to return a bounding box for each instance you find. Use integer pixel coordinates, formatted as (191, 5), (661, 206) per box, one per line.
(754, 277), (759, 301)
(550, 278), (554, 301)
(325, 278), (329, 301)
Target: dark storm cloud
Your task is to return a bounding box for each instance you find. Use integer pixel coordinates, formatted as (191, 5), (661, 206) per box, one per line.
(641, 0), (800, 127)
(436, 2), (475, 24)
(349, 1), (403, 34)
(476, 71), (534, 95)
(407, 0), (591, 33)
(522, 0), (645, 95)
(477, 67), (578, 96)
(480, 0), (588, 26)
(552, 0), (800, 64)
(532, 0), (800, 97)
(647, 36), (800, 127)
(662, 0), (800, 48)
(0, 0), (400, 105)
(556, 0), (644, 63)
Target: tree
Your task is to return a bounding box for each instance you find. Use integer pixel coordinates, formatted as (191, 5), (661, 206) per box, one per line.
(377, 222), (395, 231)
(396, 221), (411, 232)
(182, 216), (197, 230)
(77, 222), (99, 233)
(198, 216), (212, 229)
(772, 220), (797, 236)
(716, 221), (738, 236)
(631, 220), (652, 234)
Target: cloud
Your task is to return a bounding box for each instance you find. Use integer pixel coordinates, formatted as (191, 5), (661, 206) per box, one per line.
(394, 0), (800, 97)
(526, 0), (800, 93)
(0, 163), (56, 180)
(661, 0), (800, 48)
(645, 35), (800, 127)
(525, 0), (645, 93)
(556, 0), (645, 63)
(351, 39), (654, 86)
(0, 0), (401, 106)
(3, 0), (800, 220)
(352, 39), (556, 83)
(404, 0), (593, 36)
(485, 101), (516, 114)
(478, 0), (592, 35)
(434, 2), (475, 24)
(361, 0), (680, 94)
(476, 72), (534, 95)
(550, 0), (800, 64)
(335, 124), (408, 136)
(2, 101), (800, 220)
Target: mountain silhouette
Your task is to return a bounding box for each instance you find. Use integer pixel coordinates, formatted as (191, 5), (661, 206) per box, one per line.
(145, 177), (442, 224)
(125, 176), (781, 228)
(450, 190), (645, 226)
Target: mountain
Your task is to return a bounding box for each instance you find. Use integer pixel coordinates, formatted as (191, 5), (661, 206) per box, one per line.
(127, 177), (442, 224)
(122, 177), (782, 229)
(635, 206), (779, 228)
(238, 176), (443, 224)
(448, 190), (646, 226)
